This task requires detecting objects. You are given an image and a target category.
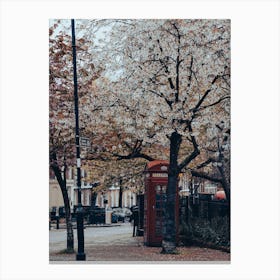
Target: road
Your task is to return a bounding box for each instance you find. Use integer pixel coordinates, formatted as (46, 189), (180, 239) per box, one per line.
(49, 222), (136, 253)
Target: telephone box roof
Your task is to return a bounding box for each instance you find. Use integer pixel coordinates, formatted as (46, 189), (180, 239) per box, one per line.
(145, 160), (169, 171)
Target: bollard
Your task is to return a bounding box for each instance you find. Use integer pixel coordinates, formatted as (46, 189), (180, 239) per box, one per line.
(133, 220), (136, 237)
(56, 217), (59, 229)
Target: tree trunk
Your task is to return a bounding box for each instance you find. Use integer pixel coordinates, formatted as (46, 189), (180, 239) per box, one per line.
(61, 185), (74, 252)
(222, 178), (230, 207)
(51, 164), (74, 252)
(161, 132), (181, 254)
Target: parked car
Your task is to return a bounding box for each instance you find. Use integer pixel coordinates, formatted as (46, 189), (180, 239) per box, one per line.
(49, 207), (57, 220)
(58, 206), (65, 218)
(112, 207), (132, 222)
(111, 213), (119, 223)
(88, 206), (105, 224)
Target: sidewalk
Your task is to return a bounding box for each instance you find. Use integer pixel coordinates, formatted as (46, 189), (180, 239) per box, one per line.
(50, 240), (230, 263)
(49, 223), (230, 263)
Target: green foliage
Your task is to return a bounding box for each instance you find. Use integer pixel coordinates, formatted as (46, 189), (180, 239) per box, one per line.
(181, 216), (230, 249)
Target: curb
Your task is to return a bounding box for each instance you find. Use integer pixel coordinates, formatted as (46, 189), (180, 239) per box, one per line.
(50, 223), (125, 230)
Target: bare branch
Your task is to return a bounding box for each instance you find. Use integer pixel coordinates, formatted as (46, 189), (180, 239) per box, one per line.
(196, 158), (216, 169)
(191, 170), (223, 184)
(178, 122), (200, 171)
(199, 95), (230, 111)
(192, 75), (220, 112)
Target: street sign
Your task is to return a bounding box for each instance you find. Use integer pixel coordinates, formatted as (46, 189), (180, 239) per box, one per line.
(80, 137), (90, 147)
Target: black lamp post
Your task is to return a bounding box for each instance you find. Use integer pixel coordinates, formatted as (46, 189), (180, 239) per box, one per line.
(71, 18), (86, 261)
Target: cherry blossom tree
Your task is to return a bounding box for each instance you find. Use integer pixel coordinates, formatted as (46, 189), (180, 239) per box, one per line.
(88, 19), (230, 253)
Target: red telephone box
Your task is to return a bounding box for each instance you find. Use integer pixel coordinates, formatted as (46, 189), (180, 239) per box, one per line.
(143, 160), (179, 246)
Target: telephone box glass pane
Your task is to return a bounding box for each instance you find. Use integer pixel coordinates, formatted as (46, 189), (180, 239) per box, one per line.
(154, 185), (167, 237)
(156, 185), (161, 193)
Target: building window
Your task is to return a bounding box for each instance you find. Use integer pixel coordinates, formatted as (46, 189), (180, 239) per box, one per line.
(67, 168), (73, 180)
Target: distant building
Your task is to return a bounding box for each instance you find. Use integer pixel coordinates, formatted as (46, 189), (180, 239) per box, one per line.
(95, 186), (136, 209)
(50, 168), (138, 213)
(179, 173), (218, 197)
(49, 167), (91, 214)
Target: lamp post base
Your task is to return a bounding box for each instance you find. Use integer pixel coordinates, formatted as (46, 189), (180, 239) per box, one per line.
(76, 252), (86, 261)
(76, 204), (86, 261)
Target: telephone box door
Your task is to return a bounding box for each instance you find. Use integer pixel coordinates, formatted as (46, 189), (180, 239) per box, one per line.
(150, 183), (167, 245)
